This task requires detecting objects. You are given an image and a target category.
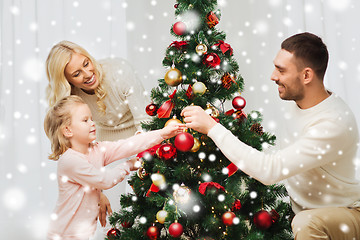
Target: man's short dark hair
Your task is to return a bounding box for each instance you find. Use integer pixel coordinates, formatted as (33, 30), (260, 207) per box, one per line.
(281, 32), (329, 80)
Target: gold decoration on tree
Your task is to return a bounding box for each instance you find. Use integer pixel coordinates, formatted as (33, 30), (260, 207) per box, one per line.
(173, 184), (191, 204)
(156, 210), (168, 224)
(192, 82), (207, 95)
(165, 116), (182, 127)
(190, 137), (201, 152)
(205, 103), (219, 118)
(164, 66), (183, 86)
(195, 44), (208, 55)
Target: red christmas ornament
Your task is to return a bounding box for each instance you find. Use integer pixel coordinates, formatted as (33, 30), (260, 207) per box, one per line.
(198, 182), (225, 195)
(157, 90), (176, 118)
(232, 96), (246, 110)
(137, 144), (161, 159)
(174, 132), (194, 152)
(174, 3), (179, 8)
(231, 199), (242, 212)
(169, 41), (189, 50)
(214, 40), (233, 55)
(203, 53), (221, 68)
(253, 210), (273, 230)
(173, 21), (186, 35)
(121, 221), (133, 228)
(146, 103), (158, 116)
(146, 225), (160, 239)
(157, 143), (177, 160)
(221, 73), (236, 90)
(169, 222), (183, 238)
(222, 211), (236, 226)
(107, 228), (120, 240)
(270, 209), (280, 223)
(206, 11), (219, 29)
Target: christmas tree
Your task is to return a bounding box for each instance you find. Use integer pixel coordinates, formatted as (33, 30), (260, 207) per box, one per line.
(108, 0), (293, 239)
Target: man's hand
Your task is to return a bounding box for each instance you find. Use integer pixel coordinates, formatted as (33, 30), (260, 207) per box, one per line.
(98, 192), (112, 227)
(181, 105), (217, 134)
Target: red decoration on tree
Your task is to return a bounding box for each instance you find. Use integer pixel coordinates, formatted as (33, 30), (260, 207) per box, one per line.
(174, 132), (194, 152)
(137, 144), (161, 159)
(146, 183), (160, 197)
(222, 211), (236, 226)
(270, 209), (280, 223)
(214, 40), (233, 55)
(221, 73), (236, 89)
(157, 90), (176, 118)
(169, 222), (184, 238)
(173, 21), (186, 35)
(107, 228), (120, 240)
(203, 53), (221, 68)
(157, 143), (177, 160)
(146, 225), (160, 239)
(146, 103), (158, 116)
(198, 182), (225, 195)
(232, 96), (246, 110)
(206, 11), (219, 28)
(231, 199), (242, 212)
(186, 84), (193, 99)
(253, 210), (273, 230)
(226, 163), (238, 177)
(121, 221), (133, 228)
(174, 3), (179, 8)
(169, 41), (189, 50)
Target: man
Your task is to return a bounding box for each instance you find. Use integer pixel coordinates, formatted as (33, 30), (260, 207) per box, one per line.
(181, 32), (360, 239)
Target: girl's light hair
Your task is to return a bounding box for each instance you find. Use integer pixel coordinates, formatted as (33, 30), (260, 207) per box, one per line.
(45, 40), (107, 113)
(44, 95), (86, 160)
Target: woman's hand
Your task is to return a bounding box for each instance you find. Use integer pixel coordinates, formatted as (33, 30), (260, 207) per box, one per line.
(160, 123), (186, 139)
(126, 157), (142, 171)
(181, 105), (217, 134)
(98, 192), (112, 227)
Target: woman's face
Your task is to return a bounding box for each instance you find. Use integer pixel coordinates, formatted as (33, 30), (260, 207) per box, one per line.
(64, 52), (99, 94)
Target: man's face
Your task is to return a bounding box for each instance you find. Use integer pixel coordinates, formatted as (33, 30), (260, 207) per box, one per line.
(271, 49), (305, 101)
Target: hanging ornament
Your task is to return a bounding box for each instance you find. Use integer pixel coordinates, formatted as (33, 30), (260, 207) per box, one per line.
(190, 137), (201, 152)
(205, 103), (219, 118)
(169, 222), (184, 238)
(165, 67), (183, 86)
(165, 116), (182, 127)
(222, 211), (236, 226)
(121, 221), (133, 228)
(156, 210), (168, 224)
(231, 199), (242, 212)
(270, 209), (280, 223)
(232, 96), (246, 110)
(206, 11), (219, 29)
(107, 228), (120, 240)
(192, 82), (207, 95)
(214, 40), (233, 56)
(173, 21), (186, 35)
(196, 44), (208, 55)
(203, 53), (221, 68)
(151, 173), (166, 188)
(157, 90), (177, 118)
(186, 84), (194, 99)
(253, 210), (273, 230)
(173, 184), (191, 204)
(146, 103), (158, 116)
(174, 132), (194, 152)
(157, 143), (177, 160)
(146, 225), (160, 239)
(250, 123), (264, 136)
(221, 73), (236, 90)
(137, 166), (148, 180)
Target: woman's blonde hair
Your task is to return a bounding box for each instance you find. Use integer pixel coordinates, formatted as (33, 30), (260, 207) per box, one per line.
(44, 95), (87, 160)
(45, 40), (107, 112)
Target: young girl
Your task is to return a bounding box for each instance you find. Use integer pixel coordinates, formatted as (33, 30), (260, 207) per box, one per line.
(44, 95), (184, 240)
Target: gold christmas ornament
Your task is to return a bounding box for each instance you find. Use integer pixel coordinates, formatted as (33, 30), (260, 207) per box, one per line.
(192, 82), (207, 95)
(165, 116), (182, 127)
(205, 103), (219, 118)
(190, 137), (201, 152)
(137, 167), (148, 180)
(164, 67), (183, 86)
(195, 44), (208, 55)
(156, 210), (168, 224)
(173, 184), (191, 204)
(151, 173), (166, 188)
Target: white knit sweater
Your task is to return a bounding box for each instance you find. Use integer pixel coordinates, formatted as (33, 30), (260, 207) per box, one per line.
(73, 58), (150, 141)
(208, 93), (360, 213)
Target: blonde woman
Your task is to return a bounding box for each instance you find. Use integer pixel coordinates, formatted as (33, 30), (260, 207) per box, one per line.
(45, 41), (150, 235)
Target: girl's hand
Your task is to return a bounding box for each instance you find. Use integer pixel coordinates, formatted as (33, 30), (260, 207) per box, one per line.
(126, 157), (142, 171)
(160, 123), (186, 139)
(98, 192), (112, 227)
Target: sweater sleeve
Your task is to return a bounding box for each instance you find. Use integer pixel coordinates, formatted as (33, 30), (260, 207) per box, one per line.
(208, 121), (349, 185)
(59, 153), (131, 190)
(99, 129), (165, 166)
